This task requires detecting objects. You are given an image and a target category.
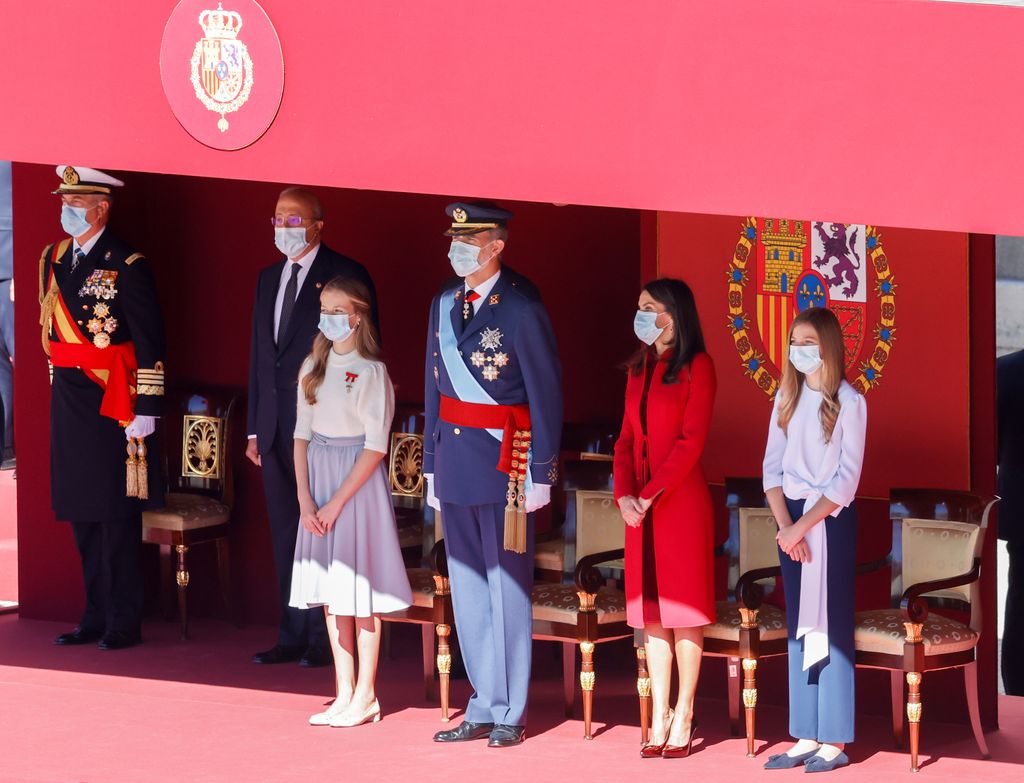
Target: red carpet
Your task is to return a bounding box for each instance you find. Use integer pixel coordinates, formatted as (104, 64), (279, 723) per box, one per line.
(0, 615), (1021, 783)
(0, 470), (16, 606)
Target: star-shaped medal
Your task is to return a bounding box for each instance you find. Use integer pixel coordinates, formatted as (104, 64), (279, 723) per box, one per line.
(493, 352), (509, 367)
(479, 327), (503, 351)
(470, 351), (486, 367)
(482, 365), (499, 382)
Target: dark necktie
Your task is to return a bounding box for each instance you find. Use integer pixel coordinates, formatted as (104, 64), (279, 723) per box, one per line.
(71, 247), (85, 271)
(463, 289), (481, 324)
(278, 262), (302, 342)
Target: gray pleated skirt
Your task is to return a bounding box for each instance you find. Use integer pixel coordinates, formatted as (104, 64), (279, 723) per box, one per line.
(289, 433), (413, 617)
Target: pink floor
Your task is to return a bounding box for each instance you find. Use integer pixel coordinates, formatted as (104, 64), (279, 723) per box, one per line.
(0, 614), (1021, 783)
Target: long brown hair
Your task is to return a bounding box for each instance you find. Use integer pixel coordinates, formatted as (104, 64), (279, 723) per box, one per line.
(776, 307), (845, 443)
(301, 276), (382, 405)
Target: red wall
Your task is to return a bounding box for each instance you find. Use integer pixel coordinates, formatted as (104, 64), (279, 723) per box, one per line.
(13, 162), (641, 624)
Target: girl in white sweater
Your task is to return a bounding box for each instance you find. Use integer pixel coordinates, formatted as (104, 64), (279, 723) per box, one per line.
(289, 276), (412, 728)
(762, 306), (867, 773)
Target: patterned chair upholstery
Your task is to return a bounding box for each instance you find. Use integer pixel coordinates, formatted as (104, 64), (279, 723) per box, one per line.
(141, 389), (238, 640)
(531, 481), (630, 740)
(854, 489), (998, 772)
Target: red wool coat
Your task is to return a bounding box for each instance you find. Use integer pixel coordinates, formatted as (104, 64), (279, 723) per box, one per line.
(613, 351), (717, 629)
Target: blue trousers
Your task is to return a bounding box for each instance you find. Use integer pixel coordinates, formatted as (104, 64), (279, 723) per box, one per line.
(441, 501), (534, 726)
(778, 496), (857, 744)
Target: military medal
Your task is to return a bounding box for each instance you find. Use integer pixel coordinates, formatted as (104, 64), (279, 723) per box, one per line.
(344, 371), (359, 393)
(86, 300), (117, 348)
(472, 328), (507, 382)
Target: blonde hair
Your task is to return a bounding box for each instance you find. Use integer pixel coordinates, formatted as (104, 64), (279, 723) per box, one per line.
(301, 276), (381, 405)
(776, 307), (846, 443)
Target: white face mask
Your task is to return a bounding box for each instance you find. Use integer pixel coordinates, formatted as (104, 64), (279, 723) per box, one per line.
(275, 227), (310, 258)
(789, 344), (823, 375)
(633, 310), (666, 345)
(448, 240), (492, 277)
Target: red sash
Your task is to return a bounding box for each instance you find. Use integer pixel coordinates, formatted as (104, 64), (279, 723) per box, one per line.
(49, 340), (138, 422)
(439, 395), (531, 473)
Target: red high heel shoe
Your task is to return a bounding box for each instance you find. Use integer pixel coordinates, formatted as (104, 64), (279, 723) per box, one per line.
(661, 716), (698, 759)
(640, 709), (673, 758)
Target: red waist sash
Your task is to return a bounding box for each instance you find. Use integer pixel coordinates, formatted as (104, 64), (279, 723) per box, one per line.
(439, 395), (531, 473)
(49, 340), (138, 422)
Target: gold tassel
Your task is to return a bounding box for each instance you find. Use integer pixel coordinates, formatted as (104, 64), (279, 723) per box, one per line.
(135, 438), (149, 501)
(126, 439), (139, 498)
(502, 430), (531, 554)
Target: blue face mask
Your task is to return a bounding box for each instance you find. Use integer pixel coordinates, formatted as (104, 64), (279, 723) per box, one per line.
(319, 312), (355, 342)
(788, 344), (823, 375)
(61, 204), (93, 238)
(633, 310), (666, 345)
(449, 240), (491, 277)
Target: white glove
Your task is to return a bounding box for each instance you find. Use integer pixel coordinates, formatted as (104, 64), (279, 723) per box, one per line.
(125, 415), (157, 440)
(525, 483), (551, 513)
(424, 473), (441, 511)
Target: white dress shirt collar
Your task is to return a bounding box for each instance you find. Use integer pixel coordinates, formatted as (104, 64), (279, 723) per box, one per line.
(465, 268), (501, 312)
(74, 226), (106, 258)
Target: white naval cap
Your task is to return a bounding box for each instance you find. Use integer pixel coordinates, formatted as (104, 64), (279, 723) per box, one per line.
(52, 165), (125, 195)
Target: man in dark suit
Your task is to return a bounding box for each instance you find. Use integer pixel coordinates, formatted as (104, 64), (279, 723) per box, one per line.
(998, 348), (1024, 695)
(247, 187), (378, 666)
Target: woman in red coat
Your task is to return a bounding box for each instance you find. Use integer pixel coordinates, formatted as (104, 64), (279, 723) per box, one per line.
(614, 278), (716, 759)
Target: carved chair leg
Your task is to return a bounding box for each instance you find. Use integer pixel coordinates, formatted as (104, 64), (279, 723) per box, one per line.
(964, 661), (990, 759)
(437, 623), (452, 722)
(580, 641), (596, 740)
(727, 656), (742, 737)
(214, 537), (234, 624)
(890, 670), (905, 748)
(907, 671), (922, 772)
(742, 657), (758, 758)
(175, 544), (189, 640)
(421, 624), (436, 702)
(562, 643), (575, 718)
(637, 646), (652, 746)
(158, 544), (175, 621)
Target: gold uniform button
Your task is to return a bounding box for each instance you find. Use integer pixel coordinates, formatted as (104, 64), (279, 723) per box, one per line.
(453, 427), (461, 435)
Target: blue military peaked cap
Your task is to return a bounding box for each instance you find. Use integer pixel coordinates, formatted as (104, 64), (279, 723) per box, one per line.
(444, 201), (514, 236)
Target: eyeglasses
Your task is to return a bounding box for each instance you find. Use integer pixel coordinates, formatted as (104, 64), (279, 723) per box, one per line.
(271, 216), (317, 228)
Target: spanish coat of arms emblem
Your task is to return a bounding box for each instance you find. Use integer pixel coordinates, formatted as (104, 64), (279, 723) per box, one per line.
(190, 3), (254, 132)
(726, 217), (897, 397)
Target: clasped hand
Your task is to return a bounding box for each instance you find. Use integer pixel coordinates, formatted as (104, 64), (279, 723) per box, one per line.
(776, 521), (812, 563)
(300, 498), (344, 538)
(618, 495), (651, 528)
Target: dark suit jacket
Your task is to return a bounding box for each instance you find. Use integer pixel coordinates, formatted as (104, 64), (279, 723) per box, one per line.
(998, 349), (1024, 542)
(247, 243), (377, 453)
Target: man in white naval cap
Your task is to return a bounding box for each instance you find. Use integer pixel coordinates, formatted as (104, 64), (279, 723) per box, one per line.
(40, 165), (166, 650)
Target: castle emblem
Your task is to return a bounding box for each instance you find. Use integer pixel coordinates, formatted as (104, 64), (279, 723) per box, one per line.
(726, 217), (897, 397)
(189, 3), (254, 132)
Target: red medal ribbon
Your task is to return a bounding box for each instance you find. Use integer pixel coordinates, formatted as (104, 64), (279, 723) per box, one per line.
(439, 394), (532, 474)
(49, 340), (138, 422)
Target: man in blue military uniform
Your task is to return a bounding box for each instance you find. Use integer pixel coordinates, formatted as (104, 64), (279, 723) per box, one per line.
(424, 202), (562, 747)
(40, 165), (166, 650)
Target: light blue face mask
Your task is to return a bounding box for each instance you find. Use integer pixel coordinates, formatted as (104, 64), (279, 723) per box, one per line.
(448, 240), (491, 277)
(633, 310), (666, 345)
(60, 204), (93, 238)
(275, 227), (309, 258)
(319, 312), (355, 342)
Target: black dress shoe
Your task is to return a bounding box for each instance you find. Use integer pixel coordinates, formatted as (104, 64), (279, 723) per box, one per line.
(54, 627), (103, 646)
(433, 721), (496, 742)
(298, 646), (333, 668)
(488, 725), (526, 748)
(97, 630), (141, 651)
(251, 644), (303, 664)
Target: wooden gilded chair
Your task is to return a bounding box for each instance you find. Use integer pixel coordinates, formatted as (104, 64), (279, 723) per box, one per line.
(636, 478), (787, 755)
(379, 420), (454, 721)
(142, 389), (238, 640)
(531, 468), (629, 740)
(854, 488), (998, 772)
